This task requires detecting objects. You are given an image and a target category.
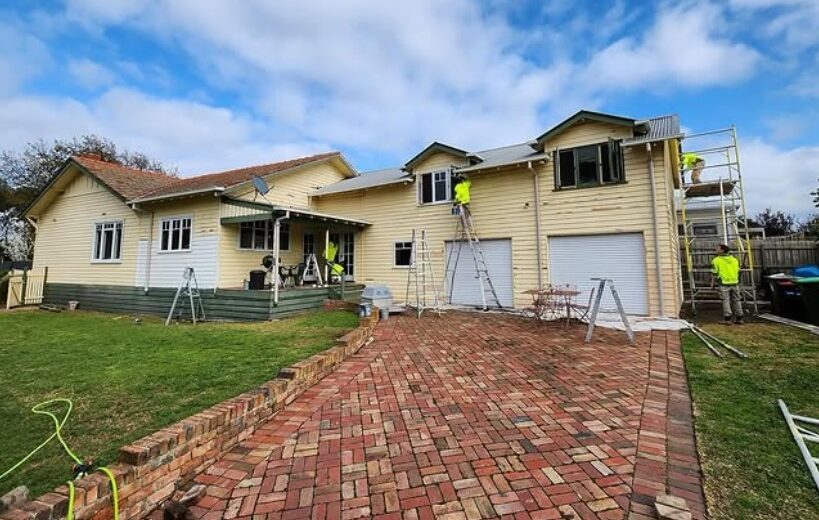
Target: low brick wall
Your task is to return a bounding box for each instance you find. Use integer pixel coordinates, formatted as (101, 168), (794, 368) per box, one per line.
(1, 312), (379, 520)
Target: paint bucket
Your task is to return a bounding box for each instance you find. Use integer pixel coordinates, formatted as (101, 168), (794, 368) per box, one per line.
(68, 300), (79, 311)
(380, 307), (389, 321)
(358, 303), (372, 318)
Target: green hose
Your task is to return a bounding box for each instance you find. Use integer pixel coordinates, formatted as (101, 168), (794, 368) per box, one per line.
(0, 399), (119, 520)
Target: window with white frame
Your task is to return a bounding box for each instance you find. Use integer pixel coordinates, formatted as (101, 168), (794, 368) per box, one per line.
(239, 220), (290, 250)
(418, 170), (455, 204)
(160, 217), (192, 252)
(394, 241), (413, 267)
(92, 221), (123, 262)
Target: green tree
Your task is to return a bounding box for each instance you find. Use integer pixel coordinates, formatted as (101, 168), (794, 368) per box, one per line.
(0, 135), (175, 260)
(750, 208), (796, 237)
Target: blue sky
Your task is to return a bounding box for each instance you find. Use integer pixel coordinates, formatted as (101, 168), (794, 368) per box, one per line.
(1, 0), (818, 215)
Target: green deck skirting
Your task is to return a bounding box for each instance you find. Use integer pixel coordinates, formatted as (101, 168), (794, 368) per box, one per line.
(42, 283), (364, 321)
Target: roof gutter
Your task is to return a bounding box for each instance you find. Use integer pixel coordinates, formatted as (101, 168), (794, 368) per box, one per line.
(313, 176), (414, 197)
(456, 155), (549, 174)
(129, 186), (225, 204)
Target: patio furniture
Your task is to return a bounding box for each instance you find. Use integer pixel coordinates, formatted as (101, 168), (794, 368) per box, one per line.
(523, 284), (581, 326)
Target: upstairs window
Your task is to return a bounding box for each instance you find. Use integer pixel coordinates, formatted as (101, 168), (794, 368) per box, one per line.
(92, 221), (123, 262)
(419, 170), (455, 204)
(160, 217), (192, 252)
(239, 221), (290, 251)
(554, 140), (624, 189)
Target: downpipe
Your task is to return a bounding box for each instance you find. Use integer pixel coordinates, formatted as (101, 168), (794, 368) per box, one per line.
(527, 161), (545, 291)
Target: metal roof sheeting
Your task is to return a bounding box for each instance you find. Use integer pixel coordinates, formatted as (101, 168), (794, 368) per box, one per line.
(456, 143), (548, 173)
(313, 167), (412, 196)
(623, 114), (682, 146)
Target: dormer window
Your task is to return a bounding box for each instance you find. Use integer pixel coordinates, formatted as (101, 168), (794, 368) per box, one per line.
(419, 170), (454, 204)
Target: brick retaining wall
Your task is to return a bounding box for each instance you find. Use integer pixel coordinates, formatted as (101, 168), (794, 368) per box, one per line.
(0, 310), (379, 520)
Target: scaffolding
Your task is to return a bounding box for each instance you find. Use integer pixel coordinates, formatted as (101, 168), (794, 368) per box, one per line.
(678, 126), (758, 315)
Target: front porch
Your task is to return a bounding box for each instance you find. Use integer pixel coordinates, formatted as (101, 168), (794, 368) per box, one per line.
(219, 197), (368, 302)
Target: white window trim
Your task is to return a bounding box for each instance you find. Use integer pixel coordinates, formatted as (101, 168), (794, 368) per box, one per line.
(393, 240), (414, 269)
(158, 215), (193, 253)
(236, 220), (291, 252)
(90, 220), (124, 264)
(418, 170), (453, 206)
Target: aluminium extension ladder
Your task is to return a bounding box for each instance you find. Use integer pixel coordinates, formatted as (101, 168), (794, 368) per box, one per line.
(405, 229), (443, 318)
(445, 205), (502, 310)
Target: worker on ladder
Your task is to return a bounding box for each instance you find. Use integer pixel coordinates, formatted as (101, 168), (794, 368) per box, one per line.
(453, 173), (471, 213)
(711, 244), (743, 325)
(681, 151), (705, 184)
(323, 239), (345, 282)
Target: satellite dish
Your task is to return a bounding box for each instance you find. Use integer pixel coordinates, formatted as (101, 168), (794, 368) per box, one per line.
(251, 176), (271, 195)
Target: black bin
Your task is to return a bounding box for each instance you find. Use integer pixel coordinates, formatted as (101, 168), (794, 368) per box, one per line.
(767, 277), (804, 321)
(796, 278), (819, 326)
(249, 269), (266, 290)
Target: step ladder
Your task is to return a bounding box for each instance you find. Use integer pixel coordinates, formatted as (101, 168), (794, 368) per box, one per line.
(445, 205), (502, 310)
(165, 267), (206, 325)
(405, 229), (443, 318)
(301, 253), (324, 286)
(584, 278), (635, 345)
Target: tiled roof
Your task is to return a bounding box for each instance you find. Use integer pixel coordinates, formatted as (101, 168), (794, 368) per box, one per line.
(72, 155), (178, 200)
(133, 151), (344, 201)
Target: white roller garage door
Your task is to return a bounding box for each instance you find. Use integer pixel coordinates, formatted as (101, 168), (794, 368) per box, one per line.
(445, 239), (514, 308)
(548, 233), (649, 315)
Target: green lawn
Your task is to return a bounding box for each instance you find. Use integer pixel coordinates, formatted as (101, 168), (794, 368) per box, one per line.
(683, 321), (819, 520)
(0, 309), (358, 497)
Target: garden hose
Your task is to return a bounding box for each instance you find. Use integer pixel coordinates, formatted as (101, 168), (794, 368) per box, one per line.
(0, 398), (119, 520)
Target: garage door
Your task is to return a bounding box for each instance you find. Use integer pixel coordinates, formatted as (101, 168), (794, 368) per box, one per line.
(445, 239), (514, 308)
(548, 233), (649, 315)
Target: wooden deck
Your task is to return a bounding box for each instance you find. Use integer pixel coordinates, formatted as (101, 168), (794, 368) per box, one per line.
(42, 283), (365, 321)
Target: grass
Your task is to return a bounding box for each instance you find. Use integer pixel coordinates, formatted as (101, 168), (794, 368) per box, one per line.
(682, 321), (819, 520)
(0, 309), (358, 497)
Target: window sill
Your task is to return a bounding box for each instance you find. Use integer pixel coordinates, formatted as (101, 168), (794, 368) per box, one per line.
(236, 248), (291, 252)
(157, 249), (192, 254)
(393, 265), (410, 269)
(91, 259), (122, 264)
(552, 180), (628, 192)
(418, 200), (453, 207)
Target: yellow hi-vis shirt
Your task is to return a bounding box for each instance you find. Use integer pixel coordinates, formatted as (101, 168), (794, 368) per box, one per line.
(712, 254), (740, 285)
(454, 179), (471, 204)
(324, 241), (338, 262)
(682, 153), (702, 169)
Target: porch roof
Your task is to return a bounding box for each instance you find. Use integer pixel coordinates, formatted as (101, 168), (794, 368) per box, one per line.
(219, 196), (370, 227)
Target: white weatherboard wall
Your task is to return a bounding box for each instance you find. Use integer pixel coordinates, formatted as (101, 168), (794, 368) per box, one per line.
(548, 233), (649, 315)
(445, 239), (514, 307)
(135, 235), (219, 289)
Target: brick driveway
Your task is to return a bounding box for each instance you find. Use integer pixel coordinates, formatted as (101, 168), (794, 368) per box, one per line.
(186, 312), (705, 520)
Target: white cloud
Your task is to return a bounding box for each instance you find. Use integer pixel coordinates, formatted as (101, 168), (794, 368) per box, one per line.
(0, 89), (329, 175)
(55, 0), (761, 155)
(67, 58), (118, 90)
(579, 2), (759, 93)
(740, 138), (819, 217)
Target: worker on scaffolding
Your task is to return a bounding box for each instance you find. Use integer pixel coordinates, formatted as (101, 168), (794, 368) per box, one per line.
(453, 173), (471, 214)
(681, 152), (705, 184)
(323, 239), (345, 283)
(711, 244), (743, 324)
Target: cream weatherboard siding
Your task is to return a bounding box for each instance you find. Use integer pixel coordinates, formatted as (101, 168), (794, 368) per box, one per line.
(31, 171), (141, 286)
(315, 151), (542, 309)
(315, 122), (682, 316)
(539, 121), (680, 315)
(218, 162), (355, 287)
(134, 196), (222, 288)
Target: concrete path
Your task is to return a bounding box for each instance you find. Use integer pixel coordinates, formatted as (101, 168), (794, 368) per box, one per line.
(182, 312), (705, 520)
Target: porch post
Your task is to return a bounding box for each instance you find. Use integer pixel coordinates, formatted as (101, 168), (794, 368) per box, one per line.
(324, 227), (330, 286)
(272, 211), (290, 305)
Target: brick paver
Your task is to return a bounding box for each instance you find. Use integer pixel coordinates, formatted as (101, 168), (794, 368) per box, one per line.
(180, 312), (705, 519)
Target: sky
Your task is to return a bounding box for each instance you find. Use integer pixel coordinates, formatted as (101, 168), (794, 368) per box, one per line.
(1, 0), (817, 216)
